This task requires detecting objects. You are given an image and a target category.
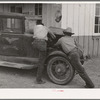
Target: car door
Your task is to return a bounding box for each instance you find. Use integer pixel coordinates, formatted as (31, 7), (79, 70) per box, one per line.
(0, 33), (24, 57)
(0, 15), (24, 57)
(0, 13), (39, 67)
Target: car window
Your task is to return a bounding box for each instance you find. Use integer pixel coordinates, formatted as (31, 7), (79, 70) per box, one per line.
(0, 17), (23, 34)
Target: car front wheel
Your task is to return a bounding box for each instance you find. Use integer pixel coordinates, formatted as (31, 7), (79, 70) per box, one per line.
(47, 56), (75, 85)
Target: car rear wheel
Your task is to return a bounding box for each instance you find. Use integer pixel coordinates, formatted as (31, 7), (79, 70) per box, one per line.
(47, 56), (75, 85)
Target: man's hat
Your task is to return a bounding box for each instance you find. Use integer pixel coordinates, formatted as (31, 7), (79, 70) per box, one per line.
(63, 27), (74, 35)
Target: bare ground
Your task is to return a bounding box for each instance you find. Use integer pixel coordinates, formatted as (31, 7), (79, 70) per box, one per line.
(0, 57), (100, 88)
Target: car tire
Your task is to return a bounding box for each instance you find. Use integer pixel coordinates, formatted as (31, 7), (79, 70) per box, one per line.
(47, 56), (75, 85)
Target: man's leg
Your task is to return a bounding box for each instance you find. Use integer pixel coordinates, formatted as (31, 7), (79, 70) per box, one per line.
(36, 50), (46, 84)
(69, 52), (94, 88)
(36, 40), (46, 84)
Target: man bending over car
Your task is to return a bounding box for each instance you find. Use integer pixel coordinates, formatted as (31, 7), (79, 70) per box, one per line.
(54, 27), (94, 88)
(32, 20), (56, 84)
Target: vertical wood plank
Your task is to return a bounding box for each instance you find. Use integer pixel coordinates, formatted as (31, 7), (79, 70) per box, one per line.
(4, 4), (9, 12)
(73, 4), (79, 36)
(42, 4), (48, 26)
(51, 4), (54, 27)
(88, 4), (95, 57)
(0, 4), (3, 12)
(97, 38), (99, 56)
(84, 36), (89, 56)
(46, 4), (51, 27)
(61, 4), (68, 29)
(92, 38), (95, 57)
(93, 38), (98, 57)
(46, 4), (49, 27)
(78, 4), (85, 50)
(88, 36), (94, 57)
(67, 4), (74, 29)
(84, 4), (90, 56)
(98, 38), (100, 56)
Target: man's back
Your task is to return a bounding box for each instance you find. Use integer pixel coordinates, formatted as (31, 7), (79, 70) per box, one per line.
(57, 36), (76, 54)
(33, 25), (48, 40)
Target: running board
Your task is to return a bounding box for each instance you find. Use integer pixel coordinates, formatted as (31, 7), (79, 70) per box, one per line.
(0, 61), (36, 69)
(0, 55), (39, 64)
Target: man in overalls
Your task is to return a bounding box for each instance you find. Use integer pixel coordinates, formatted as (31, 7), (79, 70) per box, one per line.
(55, 27), (94, 88)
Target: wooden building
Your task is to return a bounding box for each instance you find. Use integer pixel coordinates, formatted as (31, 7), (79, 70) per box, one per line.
(61, 3), (100, 58)
(0, 3), (100, 57)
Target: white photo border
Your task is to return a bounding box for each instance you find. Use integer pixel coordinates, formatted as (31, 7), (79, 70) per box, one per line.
(0, 1), (99, 99)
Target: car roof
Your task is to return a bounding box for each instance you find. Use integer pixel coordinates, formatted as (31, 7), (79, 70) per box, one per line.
(0, 12), (25, 18)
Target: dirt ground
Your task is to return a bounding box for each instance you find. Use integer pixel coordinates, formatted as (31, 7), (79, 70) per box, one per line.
(0, 57), (100, 88)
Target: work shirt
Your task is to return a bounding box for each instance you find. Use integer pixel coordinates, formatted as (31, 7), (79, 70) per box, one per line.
(33, 25), (49, 41)
(56, 36), (76, 54)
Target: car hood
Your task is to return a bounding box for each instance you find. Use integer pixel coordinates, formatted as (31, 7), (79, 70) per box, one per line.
(49, 26), (64, 36)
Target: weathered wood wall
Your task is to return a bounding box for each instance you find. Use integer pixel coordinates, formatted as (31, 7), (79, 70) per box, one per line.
(1, 4), (100, 57)
(61, 3), (100, 57)
(42, 4), (61, 28)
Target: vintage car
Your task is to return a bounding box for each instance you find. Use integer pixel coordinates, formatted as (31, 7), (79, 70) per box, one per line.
(0, 12), (84, 85)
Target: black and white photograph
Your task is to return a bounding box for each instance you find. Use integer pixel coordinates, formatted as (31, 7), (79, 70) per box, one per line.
(0, 1), (100, 91)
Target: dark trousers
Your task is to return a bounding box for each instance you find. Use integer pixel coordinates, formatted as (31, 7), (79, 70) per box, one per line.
(69, 48), (94, 88)
(32, 39), (46, 81)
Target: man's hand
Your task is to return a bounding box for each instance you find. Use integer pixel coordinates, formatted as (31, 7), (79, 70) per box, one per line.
(49, 32), (56, 39)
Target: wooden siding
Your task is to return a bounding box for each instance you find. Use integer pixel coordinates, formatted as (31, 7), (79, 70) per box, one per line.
(42, 4), (61, 28)
(23, 4), (35, 15)
(0, 4), (3, 12)
(61, 4), (100, 57)
(1, 4), (100, 57)
(62, 4), (95, 36)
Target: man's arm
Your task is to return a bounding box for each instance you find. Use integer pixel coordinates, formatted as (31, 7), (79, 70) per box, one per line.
(74, 38), (84, 57)
(54, 38), (61, 47)
(47, 28), (56, 39)
(74, 39), (83, 51)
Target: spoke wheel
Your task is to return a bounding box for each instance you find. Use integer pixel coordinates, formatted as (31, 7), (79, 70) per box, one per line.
(47, 56), (75, 85)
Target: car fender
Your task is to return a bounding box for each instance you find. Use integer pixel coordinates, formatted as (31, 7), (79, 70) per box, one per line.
(45, 50), (69, 64)
(48, 50), (67, 57)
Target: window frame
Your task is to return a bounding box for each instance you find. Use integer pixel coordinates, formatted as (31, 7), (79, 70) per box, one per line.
(94, 4), (100, 34)
(0, 16), (25, 34)
(35, 4), (42, 16)
(9, 5), (23, 13)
